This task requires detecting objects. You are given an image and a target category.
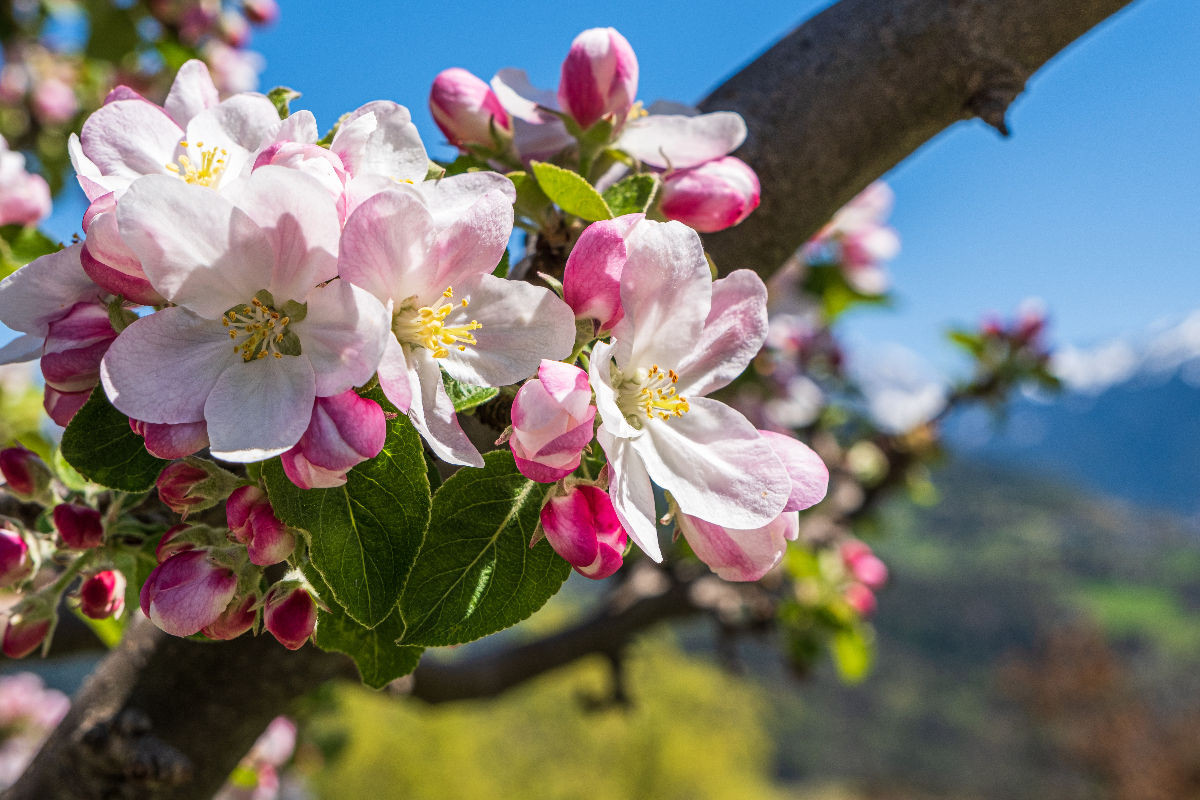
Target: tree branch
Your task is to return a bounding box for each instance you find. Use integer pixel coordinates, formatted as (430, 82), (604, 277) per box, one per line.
(700, 0), (1140, 276)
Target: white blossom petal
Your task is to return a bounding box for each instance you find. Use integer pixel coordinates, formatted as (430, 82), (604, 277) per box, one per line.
(205, 355), (315, 462)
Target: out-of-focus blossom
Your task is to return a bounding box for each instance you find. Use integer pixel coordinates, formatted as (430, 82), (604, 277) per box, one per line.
(31, 77), (77, 124)
(659, 156), (759, 233)
(844, 582), (877, 617)
(201, 41), (265, 95)
(0, 137), (51, 226)
(801, 181), (900, 295)
(509, 360), (596, 482)
(539, 484), (627, 579)
(280, 391), (385, 490)
(215, 715), (298, 800)
(1, 607), (51, 659)
(0, 673), (69, 787)
(0, 526), (31, 587)
(841, 539), (888, 590)
(0, 446), (50, 502)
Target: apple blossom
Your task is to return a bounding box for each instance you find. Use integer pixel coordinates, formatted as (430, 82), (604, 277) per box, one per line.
(0, 446), (50, 502)
(675, 431), (828, 581)
(0, 136), (51, 227)
(279, 390), (385, 490)
(130, 419), (211, 460)
(558, 27), (638, 130)
(509, 360), (596, 482)
(140, 549), (239, 637)
(562, 214), (641, 334)
(844, 583), (878, 617)
(802, 181), (900, 295)
(226, 485), (294, 565)
(79, 570), (127, 620)
(588, 218), (796, 561)
(430, 68), (512, 150)
(100, 166), (390, 462)
(52, 503), (105, 550)
(263, 583), (316, 650)
(540, 485), (627, 580)
(202, 593), (259, 641)
(841, 540), (888, 590)
(1, 610), (51, 659)
(0, 526), (31, 587)
(659, 156), (760, 233)
(615, 102), (748, 171)
(338, 183), (575, 465)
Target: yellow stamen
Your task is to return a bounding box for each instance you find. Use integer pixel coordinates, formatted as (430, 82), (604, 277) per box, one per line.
(393, 286), (482, 359)
(165, 142), (229, 187)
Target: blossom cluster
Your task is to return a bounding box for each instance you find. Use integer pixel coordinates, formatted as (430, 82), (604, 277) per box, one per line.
(0, 28), (828, 652)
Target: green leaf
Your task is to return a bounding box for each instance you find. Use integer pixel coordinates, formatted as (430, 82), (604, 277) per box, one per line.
(315, 605), (423, 689)
(530, 161), (613, 222)
(440, 371), (499, 413)
(61, 388), (166, 493)
(602, 174), (659, 216)
(267, 86), (301, 120)
(831, 625), (874, 684)
(492, 250), (510, 279)
(508, 171), (551, 220)
(441, 154), (489, 177)
(264, 389), (431, 628)
(400, 451), (569, 646)
(83, 0), (140, 61)
(0, 226), (61, 279)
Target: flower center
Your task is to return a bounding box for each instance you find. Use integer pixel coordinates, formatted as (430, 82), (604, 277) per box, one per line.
(166, 141), (228, 188)
(223, 292), (302, 362)
(392, 286), (482, 359)
(618, 364), (690, 425)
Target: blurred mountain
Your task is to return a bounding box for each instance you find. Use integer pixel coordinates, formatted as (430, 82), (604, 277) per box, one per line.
(945, 311), (1200, 518)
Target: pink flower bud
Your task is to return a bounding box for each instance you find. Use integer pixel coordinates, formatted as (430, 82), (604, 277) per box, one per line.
(510, 361), (596, 482)
(253, 143), (348, 211)
(0, 446), (50, 501)
(218, 10), (251, 47)
(155, 523), (199, 563)
(562, 214), (641, 333)
(0, 141), (51, 226)
(43, 387), (90, 427)
(0, 526), (31, 587)
(844, 583), (877, 617)
(81, 199), (165, 306)
(130, 419), (210, 460)
(280, 391), (386, 490)
(156, 461), (213, 517)
(40, 302), (118, 394)
(840, 540), (888, 590)
(31, 78), (77, 124)
(242, 0), (280, 25)
(430, 68), (512, 149)
(226, 486), (295, 566)
(140, 550), (238, 636)
(1, 610), (51, 659)
(263, 583), (316, 650)
(557, 27), (638, 130)
(52, 503), (104, 550)
(659, 156), (761, 233)
(79, 570), (126, 620)
(540, 485), (627, 580)
(202, 592), (258, 640)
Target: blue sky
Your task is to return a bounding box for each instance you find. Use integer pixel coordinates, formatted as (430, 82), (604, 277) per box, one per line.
(43, 0), (1200, 374)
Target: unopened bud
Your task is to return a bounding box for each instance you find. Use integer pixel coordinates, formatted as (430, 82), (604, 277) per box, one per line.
(130, 419), (210, 460)
(2, 607), (52, 659)
(539, 485), (627, 580)
(280, 391), (385, 490)
(430, 68), (512, 150)
(0, 446), (51, 502)
(79, 570), (126, 620)
(844, 583), (877, 617)
(0, 526), (31, 587)
(226, 486), (294, 566)
(558, 27), (638, 130)
(39, 302), (117, 394)
(510, 360), (596, 482)
(43, 386), (91, 427)
(659, 156), (760, 233)
(52, 503), (104, 550)
(140, 549), (238, 637)
(202, 592), (258, 640)
(156, 460), (240, 517)
(263, 582), (316, 650)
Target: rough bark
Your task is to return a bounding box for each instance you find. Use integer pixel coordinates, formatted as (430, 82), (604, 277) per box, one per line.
(10, 0), (1142, 796)
(700, 0), (1139, 276)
